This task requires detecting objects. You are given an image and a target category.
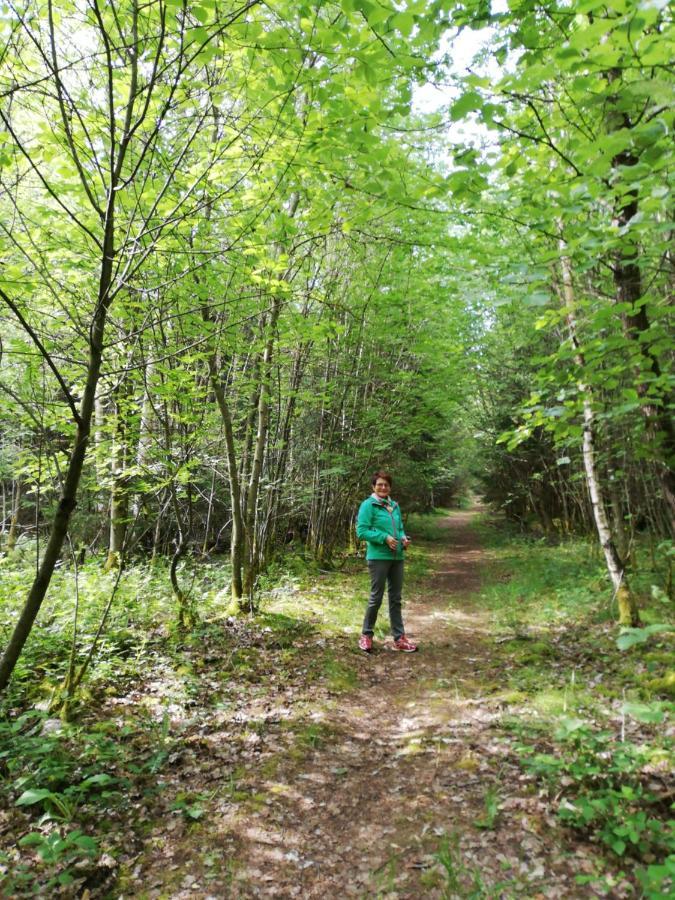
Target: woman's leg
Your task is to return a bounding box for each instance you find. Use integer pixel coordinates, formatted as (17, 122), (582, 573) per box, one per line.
(362, 560), (389, 635)
(387, 560), (405, 640)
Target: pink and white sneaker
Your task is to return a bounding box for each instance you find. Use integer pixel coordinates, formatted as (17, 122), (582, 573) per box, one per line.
(358, 634), (373, 652)
(392, 635), (418, 652)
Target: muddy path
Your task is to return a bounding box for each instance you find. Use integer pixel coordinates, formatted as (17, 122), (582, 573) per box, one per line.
(131, 512), (608, 899)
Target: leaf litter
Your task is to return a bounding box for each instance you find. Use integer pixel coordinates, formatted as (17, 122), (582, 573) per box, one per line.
(3, 511), (668, 897)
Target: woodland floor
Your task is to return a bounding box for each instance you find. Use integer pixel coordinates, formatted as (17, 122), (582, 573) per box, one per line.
(107, 511), (640, 899)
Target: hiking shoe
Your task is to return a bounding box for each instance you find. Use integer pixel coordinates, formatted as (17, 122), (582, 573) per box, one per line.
(393, 635), (418, 652)
(358, 634), (373, 652)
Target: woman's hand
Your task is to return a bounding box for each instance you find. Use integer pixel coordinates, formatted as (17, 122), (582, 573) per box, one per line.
(386, 536), (398, 551)
(402, 537), (411, 549)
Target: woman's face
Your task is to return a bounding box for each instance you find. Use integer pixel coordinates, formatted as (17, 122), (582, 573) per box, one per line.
(374, 478), (391, 500)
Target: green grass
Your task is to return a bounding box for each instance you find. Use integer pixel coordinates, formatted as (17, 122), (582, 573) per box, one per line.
(0, 554), (235, 707)
(469, 517), (674, 898)
(260, 526), (437, 640)
(405, 507), (450, 540)
(473, 519), (673, 632)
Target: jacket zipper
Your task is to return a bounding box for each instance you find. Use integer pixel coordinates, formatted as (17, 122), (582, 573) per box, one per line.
(374, 500), (398, 547)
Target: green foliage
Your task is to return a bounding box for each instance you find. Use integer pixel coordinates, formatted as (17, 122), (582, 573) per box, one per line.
(0, 555), (232, 706)
(0, 710), (134, 892)
(518, 722), (674, 891)
(474, 785), (500, 831)
(1, 712), (126, 809)
(18, 829), (98, 867)
(169, 792), (211, 822)
(433, 833), (488, 899)
(473, 524), (609, 629)
(617, 624), (675, 651)
(477, 518), (673, 893)
(404, 510), (449, 542)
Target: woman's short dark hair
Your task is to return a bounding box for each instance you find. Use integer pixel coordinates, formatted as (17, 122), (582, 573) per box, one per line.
(371, 470), (392, 487)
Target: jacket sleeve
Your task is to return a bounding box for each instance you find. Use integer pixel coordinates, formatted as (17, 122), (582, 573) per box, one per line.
(356, 500), (389, 545)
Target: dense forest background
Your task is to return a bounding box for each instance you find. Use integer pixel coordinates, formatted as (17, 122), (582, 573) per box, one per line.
(0, 0), (673, 896)
(0, 0), (673, 676)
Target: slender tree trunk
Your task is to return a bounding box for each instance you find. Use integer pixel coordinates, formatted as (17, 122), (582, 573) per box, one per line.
(0, 206), (116, 690)
(104, 387), (129, 570)
(93, 391), (108, 514)
(260, 343), (309, 561)
(243, 295), (282, 600)
(206, 349), (245, 602)
(558, 243), (640, 626)
(5, 481), (21, 553)
(133, 356), (154, 519)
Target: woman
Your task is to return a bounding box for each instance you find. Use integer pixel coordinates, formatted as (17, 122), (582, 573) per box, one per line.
(355, 470), (418, 652)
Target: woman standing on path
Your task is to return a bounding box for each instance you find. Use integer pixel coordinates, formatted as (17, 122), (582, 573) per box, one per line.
(356, 471), (418, 653)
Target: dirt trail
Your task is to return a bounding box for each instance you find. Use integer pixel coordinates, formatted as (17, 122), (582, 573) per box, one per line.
(136, 512), (595, 899)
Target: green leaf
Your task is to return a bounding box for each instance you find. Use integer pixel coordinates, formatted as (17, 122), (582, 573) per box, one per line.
(450, 91), (483, 121)
(71, 832), (99, 852)
(186, 804), (205, 820)
(79, 773), (116, 788)
(616, 624), (674, 650)
(18, 832), (47, 847)
(523, 291), (551, 307)
(16, 788), (55, 806)
(621, 702), (665, 724)
(554, 716), (586, 739)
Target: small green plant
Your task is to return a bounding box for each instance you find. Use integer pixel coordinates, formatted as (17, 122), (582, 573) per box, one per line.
(320, 653), (358, 692)
(474, 785), (500, 830)
(16, 828), (99, 890)
(616, 623), (675, 651)
(517, 718), (674, 895)
(170, 791), (211, 821)
(19, 828), (98, 866)
(434, 833), (487, 898)
(295, 721), (332, 750)
(143, 711), (173, 774)
(637, 854), (675, 899)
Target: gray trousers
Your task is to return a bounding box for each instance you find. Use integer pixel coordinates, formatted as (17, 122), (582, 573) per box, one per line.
(362, 559), (405, 640)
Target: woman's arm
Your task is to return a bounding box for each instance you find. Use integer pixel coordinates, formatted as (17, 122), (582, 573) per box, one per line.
(356, 501), (389, 544)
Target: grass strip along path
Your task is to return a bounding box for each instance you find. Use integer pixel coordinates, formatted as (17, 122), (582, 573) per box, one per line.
(4, 511), (671, 897)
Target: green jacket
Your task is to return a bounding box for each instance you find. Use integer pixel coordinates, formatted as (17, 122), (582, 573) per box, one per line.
(356, 495), (407, 560)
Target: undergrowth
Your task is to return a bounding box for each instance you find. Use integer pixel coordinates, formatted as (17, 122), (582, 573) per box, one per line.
(0, 517), (443, 893)
(474, 516), (674, 898)
(3, 511), (671, 895)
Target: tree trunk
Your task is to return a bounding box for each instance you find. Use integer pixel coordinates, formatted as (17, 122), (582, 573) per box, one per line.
(243, 295), (282, 601)
(104, 387), (129, 570)
(206, 350), (245, 603)
(4, 481), (21, 553)
(608, 69), (675, 533)
(558, 242), (640, 627)
(0, 207), (116, 691)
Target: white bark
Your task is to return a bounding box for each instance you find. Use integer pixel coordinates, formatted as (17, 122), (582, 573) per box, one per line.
(559, 243), (631, 602)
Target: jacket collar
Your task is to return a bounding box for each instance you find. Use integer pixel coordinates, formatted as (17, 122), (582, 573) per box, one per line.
(370, 494), (396, 508)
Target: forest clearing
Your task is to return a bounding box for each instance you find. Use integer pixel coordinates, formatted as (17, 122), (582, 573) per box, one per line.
(0, 0), (673, 896)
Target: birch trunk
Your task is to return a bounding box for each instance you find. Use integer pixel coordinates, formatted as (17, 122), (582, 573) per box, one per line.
(559, 243), (640, 626)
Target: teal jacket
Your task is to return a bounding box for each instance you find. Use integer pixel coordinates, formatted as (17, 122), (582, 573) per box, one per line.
(356, 495), (407, 560)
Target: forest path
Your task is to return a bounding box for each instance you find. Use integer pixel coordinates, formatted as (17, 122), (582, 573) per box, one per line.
(133, 512), (595, 899)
